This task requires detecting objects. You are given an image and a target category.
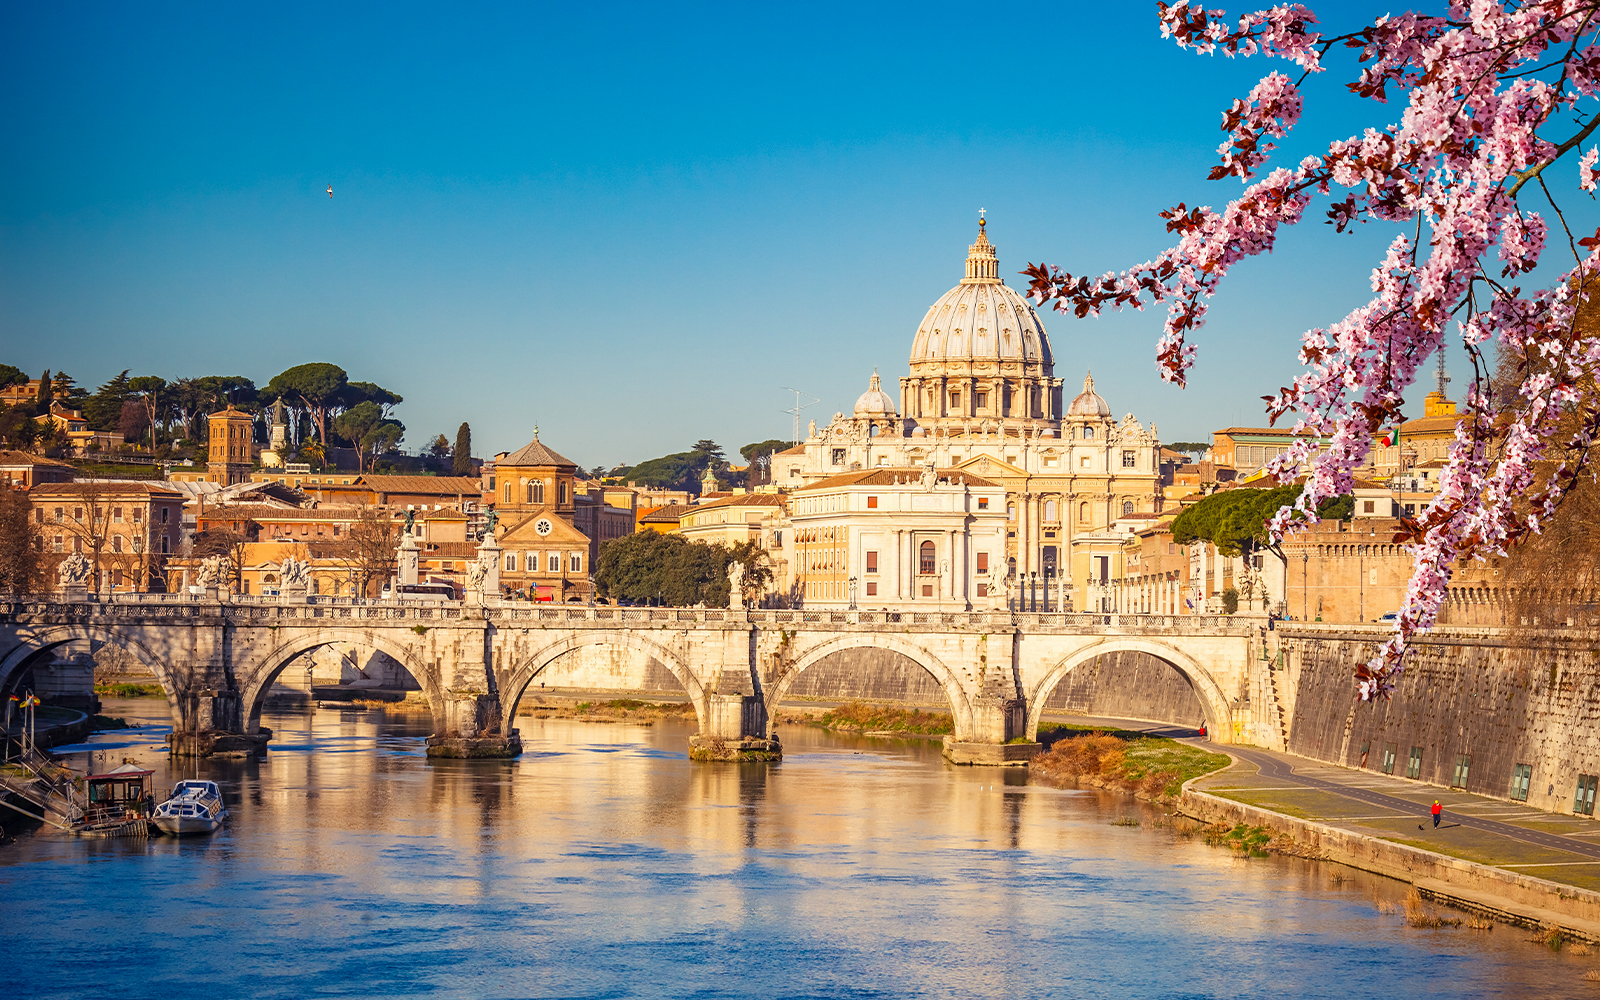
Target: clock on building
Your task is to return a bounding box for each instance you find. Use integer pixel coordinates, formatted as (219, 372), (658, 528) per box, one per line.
(534, 517), (553, 536)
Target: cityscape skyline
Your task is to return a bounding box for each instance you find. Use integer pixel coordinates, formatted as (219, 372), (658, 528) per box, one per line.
(5, 0), (1590, 471)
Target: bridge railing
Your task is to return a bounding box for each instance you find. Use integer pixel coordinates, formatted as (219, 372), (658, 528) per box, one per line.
(1, 596), (1256, 633)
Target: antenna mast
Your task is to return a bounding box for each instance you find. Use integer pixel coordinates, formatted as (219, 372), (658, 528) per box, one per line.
(1435, 344), (1451, 398)
(780, 387), (820, 445)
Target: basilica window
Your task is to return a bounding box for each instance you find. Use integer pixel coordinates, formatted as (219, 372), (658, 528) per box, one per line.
(1084, 426), (1096, 440)
(866, 551), (878, 573)
(1044, 500), (1057, 522)
(919, 541), (936, 575)
(505, 553), (517, 572)
(831, 448), (846, 466)
(1006, 504), (1015, 521)
(559, 481), (569, 505)
(974, 391), (988, 410)
(949, 390), (960, 408)
(1122, 501), (1134, 516)
(1122, 450), (1135, 468)
(570, 554), (581, 572)
(976, 552), (988, 573)
(503, 483), (512, 504)
(549, 554), (560, 572)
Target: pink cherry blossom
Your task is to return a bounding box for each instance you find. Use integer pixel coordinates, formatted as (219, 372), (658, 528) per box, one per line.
(1026, 2), (1600, 700)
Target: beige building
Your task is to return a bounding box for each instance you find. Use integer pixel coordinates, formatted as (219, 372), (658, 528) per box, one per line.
(485, 431), (598, 602)
(32, 481), (185, 593)
(678, 493), (788, 548)
(778, 467), (1008, 610)
(785, 217), (1163, 611)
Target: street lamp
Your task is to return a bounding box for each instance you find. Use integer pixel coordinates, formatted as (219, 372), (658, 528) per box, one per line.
(848, 575), (857, 610)
(1043, 565), (1054, 613)
(1301, 550), (1309, 622)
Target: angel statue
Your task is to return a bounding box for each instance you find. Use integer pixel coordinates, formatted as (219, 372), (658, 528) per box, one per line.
(57, 553), (91, 588)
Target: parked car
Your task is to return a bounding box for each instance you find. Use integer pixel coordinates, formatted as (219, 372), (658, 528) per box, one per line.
(1376, 611), (1399, 623)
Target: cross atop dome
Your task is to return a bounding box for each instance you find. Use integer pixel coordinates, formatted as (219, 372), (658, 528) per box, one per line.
(961, 213), (1000, 285)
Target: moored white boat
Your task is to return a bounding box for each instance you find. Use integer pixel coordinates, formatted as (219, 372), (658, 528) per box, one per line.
(152, 780), (228, 835)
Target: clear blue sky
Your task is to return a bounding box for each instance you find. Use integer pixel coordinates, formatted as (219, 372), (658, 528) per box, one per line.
(3, 2), (1590, 469)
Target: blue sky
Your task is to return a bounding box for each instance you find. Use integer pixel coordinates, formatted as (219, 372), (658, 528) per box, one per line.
(3, 1), (1592, 469)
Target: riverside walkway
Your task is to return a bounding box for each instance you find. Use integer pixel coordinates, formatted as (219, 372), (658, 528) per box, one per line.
(1072, 713), (1600, 895)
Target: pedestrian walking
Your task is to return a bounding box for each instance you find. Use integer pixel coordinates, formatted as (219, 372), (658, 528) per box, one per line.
(1431, 800), (1442, 829)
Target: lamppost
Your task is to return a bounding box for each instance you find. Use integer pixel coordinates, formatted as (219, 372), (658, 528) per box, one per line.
(1028, 571), (1037, 613)
(1043, 565), (1054, 613)
(848, 575), (857, 611)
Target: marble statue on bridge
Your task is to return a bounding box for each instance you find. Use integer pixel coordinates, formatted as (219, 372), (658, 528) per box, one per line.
(198, 555), (232, 589)
(726, 560), (745, 610)
(279, 557), (310, 591)
(57, 553), (90, 589)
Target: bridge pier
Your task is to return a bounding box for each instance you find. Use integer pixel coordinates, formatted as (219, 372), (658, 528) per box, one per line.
(425, 624), (521, 759)
(688, 693), (780, 762)
(942, 695), (1040, 766)
(169, 688), (271, 758)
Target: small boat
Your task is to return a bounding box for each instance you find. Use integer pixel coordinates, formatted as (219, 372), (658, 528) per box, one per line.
(152, 780), (228, 835)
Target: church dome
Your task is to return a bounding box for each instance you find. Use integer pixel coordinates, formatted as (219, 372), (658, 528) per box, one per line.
(853, 370), (896, 417)
(908, 218), (1053, 367)
(1067, 371), (1111, 416)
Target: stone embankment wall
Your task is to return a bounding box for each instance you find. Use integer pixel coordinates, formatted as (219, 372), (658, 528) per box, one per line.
(1039, 650), (1205, 729)
(1282, 628), (1600, 816)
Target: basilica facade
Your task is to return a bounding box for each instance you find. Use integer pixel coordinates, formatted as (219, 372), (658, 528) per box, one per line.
(779, 218), (1163, 610)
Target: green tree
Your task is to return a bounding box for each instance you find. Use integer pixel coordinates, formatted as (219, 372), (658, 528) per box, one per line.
(595, 532), (733, 607)
(692, 439), (724, 462)
(453, 422), (472, 476)
(1164, 441), (1210, 459)
(623, 450), (710, 492)
(0, 489), (42, 593)
(1172, 485), (1354, 610)
(0, 365), (27, 391)
(343, 381), (403, 419)
(264, 363), (347, 445)
(84, 370), (133, 430)
(51, 371), (86, 407)
(739, 439), (790, 486)
(35, 369), (51, 410)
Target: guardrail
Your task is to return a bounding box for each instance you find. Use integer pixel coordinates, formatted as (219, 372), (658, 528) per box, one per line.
(0, 596), (1258, 632)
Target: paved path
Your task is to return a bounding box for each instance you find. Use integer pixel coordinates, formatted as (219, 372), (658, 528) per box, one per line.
(1218, 743), (1600, 861)
(1043, 713), (1600, 893)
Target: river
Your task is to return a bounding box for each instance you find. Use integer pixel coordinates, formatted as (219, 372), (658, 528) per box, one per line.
(0, 698), (1589, 999)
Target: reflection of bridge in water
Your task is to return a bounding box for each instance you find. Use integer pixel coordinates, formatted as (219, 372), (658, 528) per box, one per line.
(0, 597), (1281, 763)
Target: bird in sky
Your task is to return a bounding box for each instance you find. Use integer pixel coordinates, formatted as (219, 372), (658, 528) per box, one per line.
(327, 185), (333, 199)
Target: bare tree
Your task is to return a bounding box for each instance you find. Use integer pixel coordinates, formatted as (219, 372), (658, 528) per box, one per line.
(348, 507), (397, 598)
(0, 490), (43, 593)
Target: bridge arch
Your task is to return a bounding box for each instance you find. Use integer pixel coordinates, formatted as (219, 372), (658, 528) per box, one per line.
(1026, 637), (1233, 744)
(241, 629), (444, 734)
(766, 633), (973, 740)
(0, 623), (181, 718)
(499, 631), (707, 732)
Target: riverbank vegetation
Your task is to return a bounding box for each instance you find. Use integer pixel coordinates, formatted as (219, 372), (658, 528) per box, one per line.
(95, 683), (165, 698)
(795, 702), (953, 736)
(1030, 727), (1228, 802)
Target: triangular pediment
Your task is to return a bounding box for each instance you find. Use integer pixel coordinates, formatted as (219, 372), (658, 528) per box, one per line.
(496, 509), (592, 545)
(953, 454), (1027, 477)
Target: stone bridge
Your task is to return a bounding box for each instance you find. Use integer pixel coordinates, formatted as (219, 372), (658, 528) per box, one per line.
(0, 596), (1280, 763)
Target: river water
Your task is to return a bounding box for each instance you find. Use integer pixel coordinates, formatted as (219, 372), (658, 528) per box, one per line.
(0, 698), (1589, 999)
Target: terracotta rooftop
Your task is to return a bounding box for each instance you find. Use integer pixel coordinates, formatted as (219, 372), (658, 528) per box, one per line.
(798, 468), (998, 491)
(639, 504), (695, 523)
(29, 481), (183, 498)
(690, 493), (789, 511)
(360, 475), (481, 496)
(496, 434), (578, 470)
(0, 450), (73, 468)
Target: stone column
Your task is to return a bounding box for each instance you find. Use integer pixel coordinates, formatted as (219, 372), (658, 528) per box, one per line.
(1017, 492), (1031, 576)
(397, 532), (420, 588)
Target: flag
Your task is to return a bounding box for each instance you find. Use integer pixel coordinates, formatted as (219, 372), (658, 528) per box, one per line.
(1379, 426), (1399, 448)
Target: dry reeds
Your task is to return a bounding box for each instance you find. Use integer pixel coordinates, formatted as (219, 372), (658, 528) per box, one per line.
(1466, 917), (1495, 931)
(1581, 969), (1600, 983)
(1404, 888), (1464, 928)
(1376, 900), (1397, 915)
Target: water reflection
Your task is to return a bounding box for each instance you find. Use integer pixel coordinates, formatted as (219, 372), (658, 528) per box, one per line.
(0, 698), (1588, 999)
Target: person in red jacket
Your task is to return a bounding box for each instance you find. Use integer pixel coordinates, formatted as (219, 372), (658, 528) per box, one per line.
(1432, 800), (1443, 828)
